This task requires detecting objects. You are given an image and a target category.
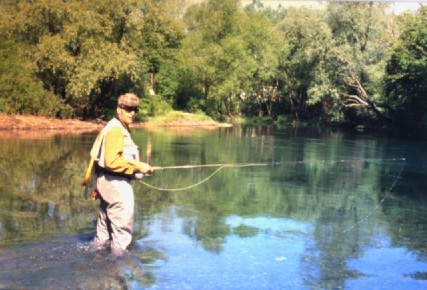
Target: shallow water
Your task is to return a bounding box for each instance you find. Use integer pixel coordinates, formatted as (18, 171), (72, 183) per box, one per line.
(1, 126), (427, 289)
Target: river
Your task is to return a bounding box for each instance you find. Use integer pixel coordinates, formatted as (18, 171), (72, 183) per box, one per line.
(0, 125), (426, 289)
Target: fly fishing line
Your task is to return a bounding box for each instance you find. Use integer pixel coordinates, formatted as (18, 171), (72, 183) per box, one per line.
(139, 166), (226, 192)
(342, 158), (406, 233)
(138, 162), (276, 191)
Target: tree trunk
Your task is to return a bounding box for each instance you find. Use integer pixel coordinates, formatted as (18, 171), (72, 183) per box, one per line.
(341, 68), (387, 122)
(267, 79), (278, 117)
(204, 83), (210, 100)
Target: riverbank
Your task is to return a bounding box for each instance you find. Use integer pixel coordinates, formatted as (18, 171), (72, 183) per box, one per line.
(0, 113), (231, 138)
(0, 114), (102, 131)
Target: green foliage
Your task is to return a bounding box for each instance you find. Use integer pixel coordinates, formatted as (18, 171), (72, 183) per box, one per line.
(0, 0), (426, 133)
(177, 0), (248, 114)
(176, 0), (282, 118)
(32, 0), (148, 118)
(277, 8), (332, 121)
(146, 110), (214, 125)
(138, 0), (186, 94)
(139, 94), (173, 120)
(238, 10), (283, 118)
(276, 114), (295, 125)
(384, 6), (427, 132)
(0, 38), (62, 116)
(322, 2), (392, 125)
(0, 0), (174, 119)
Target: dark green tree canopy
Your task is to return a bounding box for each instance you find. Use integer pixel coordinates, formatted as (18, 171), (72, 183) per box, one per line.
(384, 6), (427, 131)
(1, 0), (426, 136)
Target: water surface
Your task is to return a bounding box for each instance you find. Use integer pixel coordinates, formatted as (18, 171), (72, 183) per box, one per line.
(0, 126), (426, 289)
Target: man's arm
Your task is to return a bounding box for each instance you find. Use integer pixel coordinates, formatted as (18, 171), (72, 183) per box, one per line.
(103, 128), (145, 175)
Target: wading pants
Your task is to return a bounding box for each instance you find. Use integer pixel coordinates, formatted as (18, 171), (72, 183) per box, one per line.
(94, 173), (134, 255)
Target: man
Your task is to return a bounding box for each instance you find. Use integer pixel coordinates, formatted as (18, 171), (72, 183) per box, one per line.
(90, 93), (152, 255)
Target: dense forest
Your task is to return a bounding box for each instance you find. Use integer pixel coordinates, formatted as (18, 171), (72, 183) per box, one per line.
(0, 0), (426, 134)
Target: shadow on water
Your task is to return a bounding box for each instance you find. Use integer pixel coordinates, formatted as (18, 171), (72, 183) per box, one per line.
(0, 234), (167, 289)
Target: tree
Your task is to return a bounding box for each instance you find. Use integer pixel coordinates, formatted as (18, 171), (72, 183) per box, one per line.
(321, 2), (392, 125)
(0, 0), (152, 119)
(0, 1), (61, 115)
(176, 0), (256, 116)
(384, 6), (427, 132)
(176, 0), (285, 119)
(239, 9), (283, 117)
(0, 38), (59, 115)
(35, 0), (148, 118)
(138, 0), (185, 94)
(276, 8), (332, 121)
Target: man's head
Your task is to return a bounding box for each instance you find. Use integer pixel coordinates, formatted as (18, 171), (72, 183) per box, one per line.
(117, 93), (139, 126)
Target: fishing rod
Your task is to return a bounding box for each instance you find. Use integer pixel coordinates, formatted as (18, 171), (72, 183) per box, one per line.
(150, 161), (281, 171)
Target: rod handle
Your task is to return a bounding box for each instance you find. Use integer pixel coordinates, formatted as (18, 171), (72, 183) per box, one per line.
(82, 157), (96, 186)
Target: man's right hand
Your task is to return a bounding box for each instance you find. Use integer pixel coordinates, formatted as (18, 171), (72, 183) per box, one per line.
(138, 162), (153, 174)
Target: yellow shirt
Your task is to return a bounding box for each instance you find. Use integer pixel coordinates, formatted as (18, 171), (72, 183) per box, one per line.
(103, 127), (140, 175)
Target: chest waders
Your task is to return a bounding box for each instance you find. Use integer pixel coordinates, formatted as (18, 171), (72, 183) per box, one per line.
(86, 118), (141, 254)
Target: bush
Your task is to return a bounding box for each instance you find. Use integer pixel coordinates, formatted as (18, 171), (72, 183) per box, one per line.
(276, 115), (294, 125)
(138, 94), (173, 120)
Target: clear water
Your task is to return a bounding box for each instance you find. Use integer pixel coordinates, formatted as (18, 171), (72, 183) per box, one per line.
(0, 126), (426, 289)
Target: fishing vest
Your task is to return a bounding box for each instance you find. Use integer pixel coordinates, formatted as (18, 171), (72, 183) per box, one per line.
(90, 117), (140, 170)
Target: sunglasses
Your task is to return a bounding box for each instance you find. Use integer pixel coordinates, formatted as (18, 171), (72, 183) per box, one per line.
(119, 105), (139, 113)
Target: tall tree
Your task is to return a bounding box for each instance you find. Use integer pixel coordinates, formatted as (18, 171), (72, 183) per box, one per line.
(384, 6), (427, 132)
(0, 0), (61, 115)
(0, 0), (160, 119)
(322, 2), (392, 125)
(277, 8), (332, 121)
(138, 0), (185, 94)
(240, 9), (283, 117)
(176, 0), (284, 118)
(177, 0), (255, 116)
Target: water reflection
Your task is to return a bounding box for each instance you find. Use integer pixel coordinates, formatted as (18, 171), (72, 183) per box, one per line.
(347, 234), (427, 289)
(1, 126), (427, 289)
(137, 209), (311, 289)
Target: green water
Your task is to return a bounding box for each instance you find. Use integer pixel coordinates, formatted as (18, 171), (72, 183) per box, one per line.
(0, 126), (426, 289)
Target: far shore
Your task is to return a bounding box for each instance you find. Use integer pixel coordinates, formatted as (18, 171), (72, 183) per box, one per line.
(0, 114), (232, 139)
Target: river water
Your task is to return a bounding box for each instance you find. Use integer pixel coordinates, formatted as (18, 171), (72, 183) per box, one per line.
(0, 125), (426, 289)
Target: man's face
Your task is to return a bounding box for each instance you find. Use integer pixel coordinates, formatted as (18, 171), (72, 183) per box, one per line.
(117, 105), (138, 126)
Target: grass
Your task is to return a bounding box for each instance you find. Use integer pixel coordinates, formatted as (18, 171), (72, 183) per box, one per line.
(146, 111), (220, 126)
